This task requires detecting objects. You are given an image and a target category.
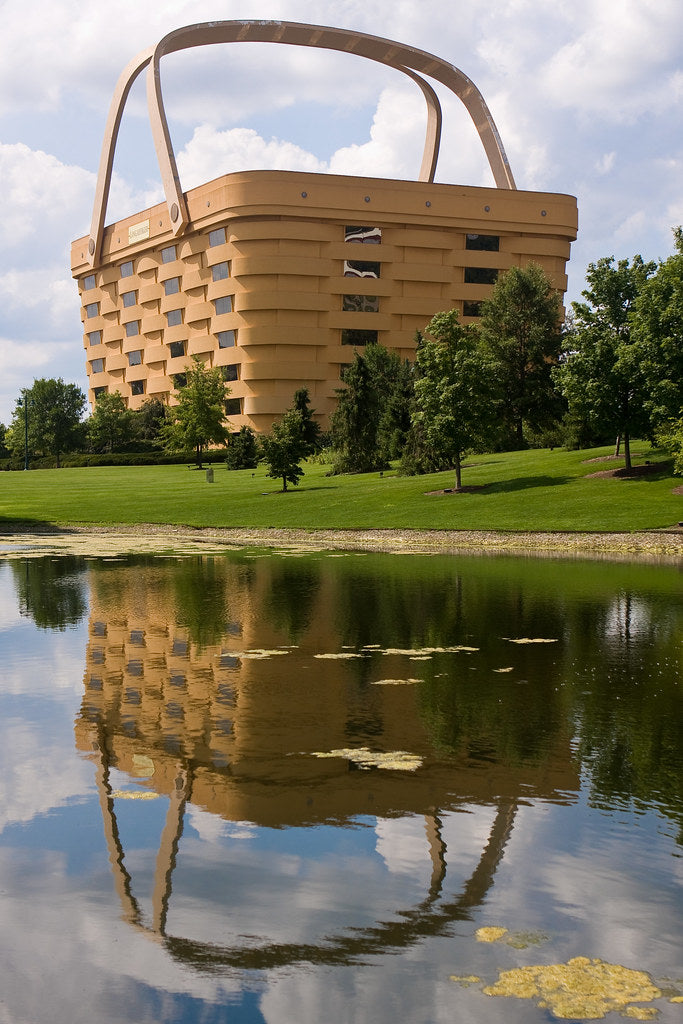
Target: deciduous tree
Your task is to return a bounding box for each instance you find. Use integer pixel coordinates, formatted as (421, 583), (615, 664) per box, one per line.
(553, 255), (656, 470)
(87, 390), (136, 453)
(403, 310), (496, 489)
(162, 357), (229, 467)
(479, 263), (564, 448)
(259, 408), (307, 491)
(7, 378), (86, 467)
(630, 228), (683, 430)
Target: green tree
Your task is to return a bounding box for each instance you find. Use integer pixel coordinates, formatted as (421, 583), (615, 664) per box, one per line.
(365, 345), (414, 464)
(330, 344), (412, 473)
(225, 425), (259, 469)
(259, 408), (307, 491)
(87, 391), (136, 453)
(403, 310), (496, 489)
(292, 387), (322, 455)
(6, 378), (86, 467)
(630, 228), (683, 430)
(553, 255), (657, 470)
(133, 397), (169, 444)
(479, 262), (564, 448)
(162, 357), (229, 467)
(655, 417), (683, 476)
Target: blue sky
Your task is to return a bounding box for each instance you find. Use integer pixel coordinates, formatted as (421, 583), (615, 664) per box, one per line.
(1, 0), (682, 424)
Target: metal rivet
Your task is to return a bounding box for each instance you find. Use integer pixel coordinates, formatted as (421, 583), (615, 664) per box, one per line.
(88, 239), (95, 255)
(364, 196), (371, 203)
(541, 209), (547, 216)
(171, 203), (179, 223)
(301, 191), (307, 198)
(425, 201), (431, 207)
(484, 205), (491, 212)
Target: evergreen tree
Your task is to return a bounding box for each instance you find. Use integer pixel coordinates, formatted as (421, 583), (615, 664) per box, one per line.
(225, 425), (259, 469)
(134, 397), (169, 444)
(292, 387), (322, 454)
(330, 344), (413, 473)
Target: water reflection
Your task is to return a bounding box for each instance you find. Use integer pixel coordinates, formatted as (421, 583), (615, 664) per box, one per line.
(12, 555), (87, 630)
(2, 549), (682, 1022)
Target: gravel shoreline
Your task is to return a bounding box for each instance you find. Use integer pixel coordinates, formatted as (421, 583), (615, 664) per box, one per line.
(1, 522), (682, 561)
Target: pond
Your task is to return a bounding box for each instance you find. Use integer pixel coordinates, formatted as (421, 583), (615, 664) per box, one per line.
(0, 545), (681, 1023)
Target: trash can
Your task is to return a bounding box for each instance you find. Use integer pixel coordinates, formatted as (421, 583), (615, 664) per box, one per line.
(206, 467), (214, 483)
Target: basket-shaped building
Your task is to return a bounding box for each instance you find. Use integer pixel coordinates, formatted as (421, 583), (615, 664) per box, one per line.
(71, 21), (578, 431)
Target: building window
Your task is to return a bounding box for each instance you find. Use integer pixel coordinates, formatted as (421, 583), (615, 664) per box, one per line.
(221, 363), (239, 382)
(466, 233), (500, 252)
(125, 321), (139, 337)
(130, 380), (145, 396)
(122, 290), (136, 308)
(90, 358), (104, 374)
(128, 350), (142, 366)
(161, 245), (176, 263)
(93, 386), (107, 398)
(120, 261), (134, 278)
(172, 373), (187, 389)
(88, 330), (101, 346)
(168, 340), (185, 359)
(212, 261), (230, 282)
(464, 267), (499, 285)
(214, 295), (233, 316)
(344, 259), (380, 279)
(345, 226), (381, 244)
(341, 329), (378, 346)
(83, 274), (96, 290)
(209, 227), (226, 247)
(342, 294), (379, 313)
(164, 277), (180, 296)
(463, 300), (483, 318)
(85, 302), (99, 318)
(339, 363), (351, 380)
(166, 309), (182, 327)
(218, 330), (236, 348)
(224, 397), (242, 416)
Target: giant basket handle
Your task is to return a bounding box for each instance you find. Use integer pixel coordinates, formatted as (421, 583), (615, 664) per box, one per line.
(87, 20), (516, 267)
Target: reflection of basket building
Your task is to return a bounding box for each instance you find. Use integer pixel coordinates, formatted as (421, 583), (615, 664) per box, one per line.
(75, 556), (580, 828)
(70, 21), (578, 431)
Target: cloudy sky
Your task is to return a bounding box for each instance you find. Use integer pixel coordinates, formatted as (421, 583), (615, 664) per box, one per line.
(1, 0), (682, 425)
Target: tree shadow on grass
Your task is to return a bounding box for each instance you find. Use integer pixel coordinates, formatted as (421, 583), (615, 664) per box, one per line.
(259, 485), (340, 495)
(475, 474), (573, 495)
(0, 518), (80, 534)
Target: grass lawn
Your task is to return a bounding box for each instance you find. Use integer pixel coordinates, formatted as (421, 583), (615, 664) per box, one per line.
(0, 443), (680, 533)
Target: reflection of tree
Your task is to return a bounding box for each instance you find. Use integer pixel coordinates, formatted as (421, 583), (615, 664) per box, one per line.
(418, 663), (567, 767)
(12, 556), (87, 630)
(264, 558), (321, 642)
(172, 557), (233, 651)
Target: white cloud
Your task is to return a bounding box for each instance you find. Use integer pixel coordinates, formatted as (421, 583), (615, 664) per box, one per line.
(176, 125), (325, 190)
(0, 0), (682, 411)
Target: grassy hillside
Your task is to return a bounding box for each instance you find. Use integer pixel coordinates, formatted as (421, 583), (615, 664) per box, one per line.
(0, 444), (680, 533)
